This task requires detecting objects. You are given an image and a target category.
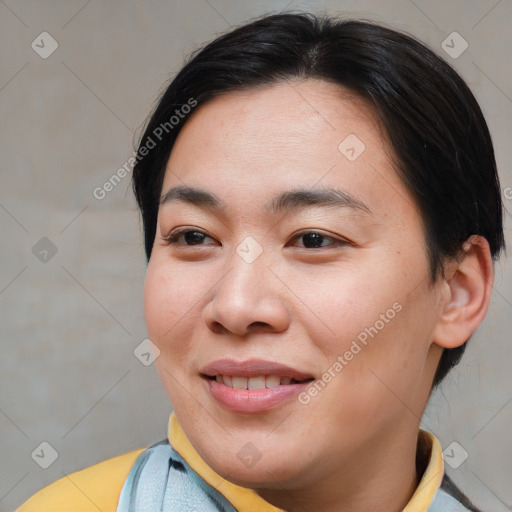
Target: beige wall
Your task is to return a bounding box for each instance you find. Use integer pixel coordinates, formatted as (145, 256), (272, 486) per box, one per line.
(1, 1), (511, 510)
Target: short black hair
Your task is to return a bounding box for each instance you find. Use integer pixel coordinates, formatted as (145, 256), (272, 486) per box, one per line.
(132, 12), (504, 386)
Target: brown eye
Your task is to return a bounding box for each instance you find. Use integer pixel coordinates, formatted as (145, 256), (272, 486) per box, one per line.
(162, 229), (217, 246)
(291, 231), (349, 249)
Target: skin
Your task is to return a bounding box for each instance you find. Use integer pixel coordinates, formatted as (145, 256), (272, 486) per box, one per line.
(144, 79), (493, 512)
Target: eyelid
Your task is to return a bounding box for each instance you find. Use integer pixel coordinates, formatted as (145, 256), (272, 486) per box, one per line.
(288, 229), (353, 247)
(161, 227), (219, 246)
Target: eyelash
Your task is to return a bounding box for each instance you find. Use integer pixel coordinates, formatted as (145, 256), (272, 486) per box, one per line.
(161, 228), (351, 249)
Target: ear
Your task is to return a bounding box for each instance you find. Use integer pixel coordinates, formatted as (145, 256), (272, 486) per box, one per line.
(433, 235), (494, 349)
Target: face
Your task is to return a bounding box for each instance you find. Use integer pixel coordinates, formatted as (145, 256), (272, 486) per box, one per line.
(144, 80), (445, 492)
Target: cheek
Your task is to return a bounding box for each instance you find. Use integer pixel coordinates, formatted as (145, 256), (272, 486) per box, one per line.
(287, 263), (400, 354)
(297, 258), (436, 392)
(144, 262), (170, 342)
(328, 289), (437, 417)
(143, 259), (198, 350)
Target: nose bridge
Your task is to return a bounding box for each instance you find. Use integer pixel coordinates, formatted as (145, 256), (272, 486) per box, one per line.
(220, 240), (270, 305)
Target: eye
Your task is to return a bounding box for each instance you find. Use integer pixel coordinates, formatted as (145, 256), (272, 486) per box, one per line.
(161, 228), (218, 246)
(289, 230), (350, 249)
(161, 228), (350, 249)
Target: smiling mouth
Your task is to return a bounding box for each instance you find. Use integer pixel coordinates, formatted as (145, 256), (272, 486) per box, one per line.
(204, 374), (314, 390)
(201, 360), (316, 413)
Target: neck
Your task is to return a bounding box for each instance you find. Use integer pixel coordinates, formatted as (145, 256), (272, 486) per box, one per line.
(256, 423), (421, 512)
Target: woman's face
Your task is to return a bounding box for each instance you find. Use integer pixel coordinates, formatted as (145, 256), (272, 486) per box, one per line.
(144, 80), (445, 490)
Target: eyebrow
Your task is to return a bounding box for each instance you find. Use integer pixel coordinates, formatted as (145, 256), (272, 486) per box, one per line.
(160, 186), (371, 215)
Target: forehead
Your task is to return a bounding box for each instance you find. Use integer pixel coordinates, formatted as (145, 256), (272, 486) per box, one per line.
(162, 79), (417, 223)
(169, 79), (380, 169)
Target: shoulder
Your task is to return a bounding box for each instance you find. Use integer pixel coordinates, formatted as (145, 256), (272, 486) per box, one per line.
(16, 447), (146, 512)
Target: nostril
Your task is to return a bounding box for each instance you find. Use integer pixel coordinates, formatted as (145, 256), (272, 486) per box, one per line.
(249, 321), (270, 329)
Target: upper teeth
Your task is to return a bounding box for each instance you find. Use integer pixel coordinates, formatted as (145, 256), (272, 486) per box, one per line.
(215, 375), (292, 389)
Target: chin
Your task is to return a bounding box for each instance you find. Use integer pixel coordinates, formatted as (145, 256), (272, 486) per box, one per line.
(201, 437), (310, 489)
(220, 459), (302, 489)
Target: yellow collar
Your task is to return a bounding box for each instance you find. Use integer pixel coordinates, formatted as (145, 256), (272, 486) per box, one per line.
(403, 429), (444, 511)
(168, 414), (444, 512)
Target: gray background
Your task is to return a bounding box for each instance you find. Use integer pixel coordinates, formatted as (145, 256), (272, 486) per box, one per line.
(1, 1), (511, 511)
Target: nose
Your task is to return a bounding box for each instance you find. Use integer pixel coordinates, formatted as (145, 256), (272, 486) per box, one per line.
(202, 251), (291, 337)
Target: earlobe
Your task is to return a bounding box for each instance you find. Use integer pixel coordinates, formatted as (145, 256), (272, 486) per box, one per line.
(433, 235), (494, 349)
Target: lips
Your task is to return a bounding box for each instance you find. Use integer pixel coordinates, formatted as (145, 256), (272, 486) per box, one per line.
(201, 359), (315, 414)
